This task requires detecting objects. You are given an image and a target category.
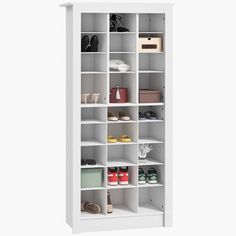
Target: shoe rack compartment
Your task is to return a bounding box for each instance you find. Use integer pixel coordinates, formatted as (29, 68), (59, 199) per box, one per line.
(81, 146), (107, 167)
(81, 124), (106, 145)
(138, 187), (164, 215)
(81, 107), (106, 124)
(82, 13), (107, 33)
(108, 106), (138, 122)
(81, 74), (107, 104)
(109, 73), (137, 103)
(110, 53), (136, 73)
(108, 188), (138, 215)
(110, 13), (136, 33)
(108, 144), (137, 166)
(139, 106), (165, 122)
(81, 54), (107, 73)
(81, 190), (107, 219)
(139, 122), (164, 143)
(108, 123), (138, 143)
(138, 143), (165, 165)
(82, 33), (107, 53)
(110, 34), (136, 52)
(139, 14), (165, 33)
(139, 53), (164, 72)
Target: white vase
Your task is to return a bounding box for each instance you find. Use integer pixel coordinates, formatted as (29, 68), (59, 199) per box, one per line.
(139, 154), (147, 162)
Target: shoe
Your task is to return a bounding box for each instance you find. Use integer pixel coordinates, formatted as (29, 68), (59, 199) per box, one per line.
(108, 111), (118, 121)
(108, 167), (118, 186)
(81, 35), (89, 52)
(81, 93), (90, 104)
(138, 168), (146, 184)
(86, 35), (99, 52)
(118, 111), (130, 121)
(81, 159), (86, 166)
(81, 201), (101, 214)
(146, 168), (158, 184)
(144, 111), (158, 120)
(107, 135), (117, 143)
(110, 14), (129, 32)
(117, 135), (131, 142)
(86, 159), (96, 165)
(139, 112), (146, 120)
(107, 191), (113, 214)
(118, 167), (129, 185)
(90, 93), (100, 103)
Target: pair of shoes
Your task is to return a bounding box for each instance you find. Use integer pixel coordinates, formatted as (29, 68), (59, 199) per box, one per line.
(109, 60), (130, 72)
(108, 111), (130, 121)
(81, 35), (99, 52)
(81, 93), (100, 104)
(81, 201), (101, 214)
(108, 167), (129, 186)
(110, 14), (129, 32)
(107, 191), (113, 214)
(107, 135), (132, 143)
(139, 167), (159, 184)
(81, 159), (96, 166)
(139, 111), (158, 120)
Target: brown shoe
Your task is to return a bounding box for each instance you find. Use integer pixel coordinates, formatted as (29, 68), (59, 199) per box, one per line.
(81, 201), (101, 214)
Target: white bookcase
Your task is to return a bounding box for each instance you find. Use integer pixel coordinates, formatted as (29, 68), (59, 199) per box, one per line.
(62, 2), (173, 233)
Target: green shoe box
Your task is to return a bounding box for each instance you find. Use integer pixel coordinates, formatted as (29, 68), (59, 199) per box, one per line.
(81, 168), (103, 188)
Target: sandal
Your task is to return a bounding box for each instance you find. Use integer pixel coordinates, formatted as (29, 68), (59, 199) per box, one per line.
(81, 201), (101, 214)
(139, 112), (146, 120)
(118, 135), (131, 142)
(108, 111), (118, 121)
(90, 93), (100, 104)
(86, 159), (96, 165)
(118, 111), (130, 121)
(144, 111), (158, 120)
(107, 135), (117, 143)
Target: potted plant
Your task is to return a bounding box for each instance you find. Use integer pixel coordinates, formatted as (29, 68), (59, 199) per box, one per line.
(138, 144), (153, 162)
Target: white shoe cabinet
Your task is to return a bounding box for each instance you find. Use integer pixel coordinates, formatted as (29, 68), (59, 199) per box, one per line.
(62, 2), (173, 233)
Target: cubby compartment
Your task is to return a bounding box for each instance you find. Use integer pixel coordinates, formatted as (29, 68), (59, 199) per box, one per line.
(139, 122), (164, 143)
(81, 107), (106, 124)
(81, 74), (107, 104)
(81, 146), (106, 167)
(138, 165), (164, 186)
(81, 54), (107, 73)
(139, 14), (165, 33)
(110, 34), (136, 52)
(82, 13), (107, 33)
(108, 123), (138, 144)
(139, 53), (164, 72)
(109, 73), (137, 104)
(107, 165), (137, 189)
(108, 106), (138, 122)
(81, 190), (107, 219)
(138, 187), (164, 215)
(138, 143), (164, 165)
(107, 144), (137, 166)
(81, 33), (107, 53)
(110, 53), (136, 73)
(107, 188), (138, 216)
(110, 13), (136, 33)
(81, 124), (106, 146)
(139, 106), (165, 122)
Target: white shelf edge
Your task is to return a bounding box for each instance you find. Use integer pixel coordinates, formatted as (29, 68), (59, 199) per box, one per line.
(110, 52), (136, 54)
(138, 138), (164, 144)
(81, 140), (106, 146)
(138, 159), (164, 166)
(81, 120), (106, 124)
(107, 160), (137, 167)
(81, 32), (107, 34)
(139, 70), (164, 73)
(81, 187), (106, 191)
(81, 164), (106, 169)
(107, 120), (137, 124)
(138, 183), (164, 187)
(107, 184), (137, 189)
(108, 103), (137, 107)
(138, 103), (164, 106)
(138, 119), (164, 123)
(81, 52), (107, 55)
(107, 141), (137, 146)
(109, 71), (136, 74)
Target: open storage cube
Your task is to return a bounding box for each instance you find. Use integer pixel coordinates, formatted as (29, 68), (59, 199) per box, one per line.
(108, 188), (138, 215)
(64, 3), (172, 233)
(138, 187), (164, 215)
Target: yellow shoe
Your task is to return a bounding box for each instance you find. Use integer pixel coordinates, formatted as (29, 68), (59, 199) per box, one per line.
(107, 135), (117, 143)
(117, 135), (131, 142)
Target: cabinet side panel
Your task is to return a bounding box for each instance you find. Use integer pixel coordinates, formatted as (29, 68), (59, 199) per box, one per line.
(66, 6), (73, 228)
(164, 7), (173, 227)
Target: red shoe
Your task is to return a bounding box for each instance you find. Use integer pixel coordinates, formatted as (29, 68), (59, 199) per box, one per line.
(108, 167), (118, 186)
(118, 167), (129, 185)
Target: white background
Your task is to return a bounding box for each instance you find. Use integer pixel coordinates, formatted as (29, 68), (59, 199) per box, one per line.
(0, 0), (236, 235)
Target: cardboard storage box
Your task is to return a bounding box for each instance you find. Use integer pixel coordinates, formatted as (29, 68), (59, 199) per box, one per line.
(139, 36), (162, 52)
(139, 89), (161, 103)
(81, 168), (103, 188)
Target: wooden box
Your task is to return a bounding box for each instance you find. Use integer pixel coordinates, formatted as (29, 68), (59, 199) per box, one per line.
(139, 36), (162, 52)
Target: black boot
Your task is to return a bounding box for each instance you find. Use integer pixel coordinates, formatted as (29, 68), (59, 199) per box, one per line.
(86, 35), (99, 52)
(81, 35), (89, 52)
